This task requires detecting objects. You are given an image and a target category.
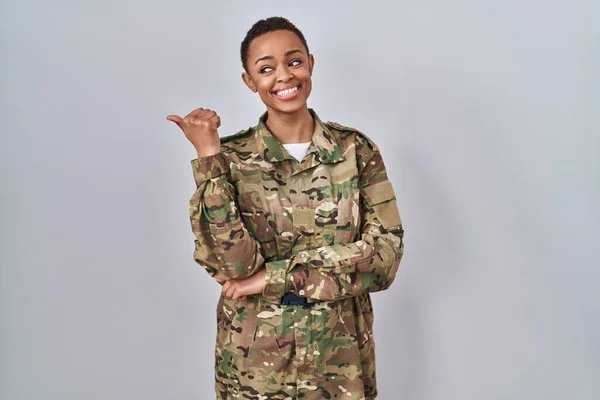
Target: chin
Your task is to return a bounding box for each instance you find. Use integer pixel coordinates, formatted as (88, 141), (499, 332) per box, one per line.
(269, 98), (309, 115)
(277, 103), (307, 114)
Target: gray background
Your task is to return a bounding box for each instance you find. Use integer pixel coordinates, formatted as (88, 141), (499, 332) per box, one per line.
(1, 1), (598, 399)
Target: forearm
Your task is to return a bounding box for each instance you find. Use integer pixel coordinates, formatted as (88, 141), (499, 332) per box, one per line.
(297, 230), (403, 300)
(262, 229), (403, 303)
(189, 152), (265, 280)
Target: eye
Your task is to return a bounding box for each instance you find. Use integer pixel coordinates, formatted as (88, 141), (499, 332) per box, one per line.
(259, 66), (274, 74)
(289, 59), (302, 67)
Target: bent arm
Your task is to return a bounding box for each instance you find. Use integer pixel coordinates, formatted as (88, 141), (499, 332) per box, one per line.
(262, 150), (404, 303)
(188, 153), (265, 280)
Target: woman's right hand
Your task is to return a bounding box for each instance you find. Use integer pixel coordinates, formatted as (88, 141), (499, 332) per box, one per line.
(166, 108), (221, 158)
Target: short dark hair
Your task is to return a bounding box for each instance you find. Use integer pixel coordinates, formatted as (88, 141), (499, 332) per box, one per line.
(240, 17), (310, 72)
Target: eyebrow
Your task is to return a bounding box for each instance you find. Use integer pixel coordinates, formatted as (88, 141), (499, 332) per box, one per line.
(255, 49), (303, 64)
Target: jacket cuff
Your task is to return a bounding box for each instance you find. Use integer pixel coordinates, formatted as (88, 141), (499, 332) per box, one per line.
(190, 152), (229, 186)
(262, 259), (290, 302)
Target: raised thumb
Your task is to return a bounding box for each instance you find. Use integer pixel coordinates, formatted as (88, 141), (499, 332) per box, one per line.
(166, 115), (183, 128)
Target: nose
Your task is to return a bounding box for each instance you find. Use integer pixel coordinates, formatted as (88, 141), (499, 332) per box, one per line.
(276, 64), (293, 82)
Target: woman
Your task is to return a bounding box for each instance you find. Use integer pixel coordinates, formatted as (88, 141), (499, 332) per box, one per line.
(167, 16), (404, 400)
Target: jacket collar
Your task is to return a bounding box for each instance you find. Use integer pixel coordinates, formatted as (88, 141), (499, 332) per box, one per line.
(255, 109), (344, 166)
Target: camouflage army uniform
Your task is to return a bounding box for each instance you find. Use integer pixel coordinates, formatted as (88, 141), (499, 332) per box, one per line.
(188, 109), (404, 399)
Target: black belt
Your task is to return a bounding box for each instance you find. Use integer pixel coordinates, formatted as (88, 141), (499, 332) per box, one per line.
(281, 292), (311, 306)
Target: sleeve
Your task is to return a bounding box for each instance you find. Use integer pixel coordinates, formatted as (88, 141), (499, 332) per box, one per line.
(188, 152), (266, 280)
(261, 149), (404, 303)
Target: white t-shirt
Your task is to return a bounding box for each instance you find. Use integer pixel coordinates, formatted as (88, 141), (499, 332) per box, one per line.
(282, 142), (311, 162)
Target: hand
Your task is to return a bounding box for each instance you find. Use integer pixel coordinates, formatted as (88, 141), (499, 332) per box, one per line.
(166, 108), (221, 158)
(216, 269), (267, 301)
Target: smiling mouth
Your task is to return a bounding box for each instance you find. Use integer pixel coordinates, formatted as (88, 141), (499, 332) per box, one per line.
(273, 85), (301, 98)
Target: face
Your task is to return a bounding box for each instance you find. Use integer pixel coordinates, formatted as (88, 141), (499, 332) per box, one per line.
(242, 30), (314, 116)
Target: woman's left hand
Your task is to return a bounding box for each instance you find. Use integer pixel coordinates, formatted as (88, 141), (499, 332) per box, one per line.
(216, 269), (267, 301)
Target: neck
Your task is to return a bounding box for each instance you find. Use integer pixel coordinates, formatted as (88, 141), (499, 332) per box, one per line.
(264, 107), (314, 144)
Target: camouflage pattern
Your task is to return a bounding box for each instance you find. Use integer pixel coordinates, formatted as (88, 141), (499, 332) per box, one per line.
(188, 109), (404, 399)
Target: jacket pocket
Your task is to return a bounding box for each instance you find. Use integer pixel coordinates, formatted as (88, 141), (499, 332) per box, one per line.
(361, 180), (402, 230)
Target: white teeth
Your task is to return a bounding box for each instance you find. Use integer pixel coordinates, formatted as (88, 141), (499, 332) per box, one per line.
(276, 86), (298, 96)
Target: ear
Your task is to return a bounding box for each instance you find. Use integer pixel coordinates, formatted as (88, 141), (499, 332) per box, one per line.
(241, 72), (257, 92)
(308, 54), (315, 76)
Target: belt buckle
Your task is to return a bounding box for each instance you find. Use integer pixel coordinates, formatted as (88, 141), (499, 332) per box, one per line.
(282, 293), (309, 306)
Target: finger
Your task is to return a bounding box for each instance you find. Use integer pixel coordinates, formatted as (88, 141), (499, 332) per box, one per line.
(184, 108), (205, 119)
(233, 289), (247, 302)
(224, 284), (236, 299)
(166, 115), (183, 127)
(233, 290), (246, 301)
(222, 287), (230, 299)
(209, 114), (221, 128)
(191, 108), (212, 119)
(197, 109), (216, 120)
(216, 279), (225, 286)
(226, 288), (235, 299)
(232, 286), (246, 301)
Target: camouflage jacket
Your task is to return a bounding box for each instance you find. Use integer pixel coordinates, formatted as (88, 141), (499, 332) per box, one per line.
(188, 109), (404, 399)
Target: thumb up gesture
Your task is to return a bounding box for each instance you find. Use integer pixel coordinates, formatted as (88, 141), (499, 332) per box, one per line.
(166, 108), (221, 158)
